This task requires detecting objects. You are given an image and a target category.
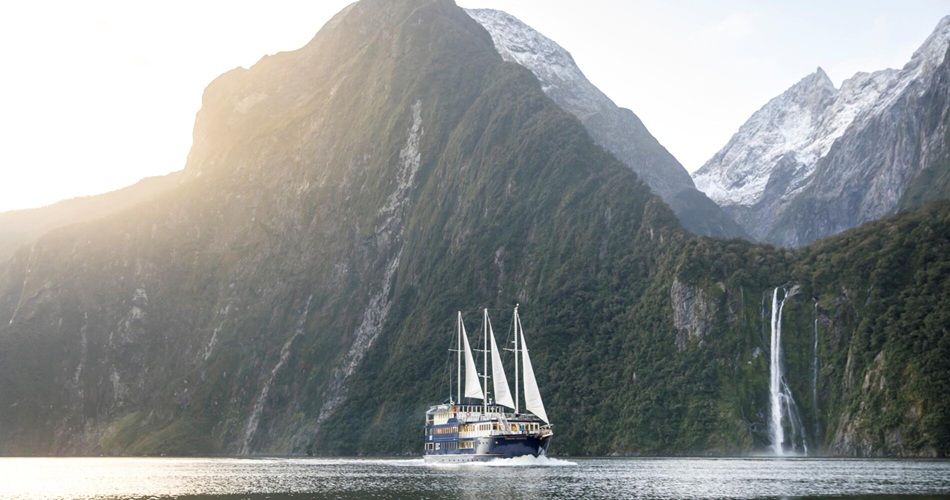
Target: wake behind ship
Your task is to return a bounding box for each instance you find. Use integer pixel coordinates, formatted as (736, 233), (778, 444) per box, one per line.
(424, 307), (553, 463)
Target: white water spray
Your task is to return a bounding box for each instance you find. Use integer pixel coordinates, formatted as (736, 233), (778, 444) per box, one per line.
(812, 300), (820, 443)
(769, 287), (787, 455)
(769, 287), (808, 456)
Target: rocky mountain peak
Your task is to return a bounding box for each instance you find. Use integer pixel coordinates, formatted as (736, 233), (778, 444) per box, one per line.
(693, 15), (950, 246)
(906, 15), (950, 77)
(787, 67), (837, 112)
(465, 9), (584, 99)
(691, 67), (837, 208)
(807, 67), (834, 90)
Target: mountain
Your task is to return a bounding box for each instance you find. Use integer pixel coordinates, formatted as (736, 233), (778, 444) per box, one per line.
(0, 0), (669, 456)
(465, 9), (746, 239)
(0, 172), (183, 263)
(0, 0), (948, 458)
(693, 16), (950, 246)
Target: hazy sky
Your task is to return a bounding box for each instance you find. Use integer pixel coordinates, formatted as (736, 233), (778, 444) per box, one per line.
(1, 1), (947, 213)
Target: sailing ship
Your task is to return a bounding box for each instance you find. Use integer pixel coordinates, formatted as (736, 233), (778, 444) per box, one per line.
(423, 306), (553, 463)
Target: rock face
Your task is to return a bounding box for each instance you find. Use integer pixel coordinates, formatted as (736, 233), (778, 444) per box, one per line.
(466, 9), (746, 239)
(693, 17), (950, 246)
(670, 277), (717, 351)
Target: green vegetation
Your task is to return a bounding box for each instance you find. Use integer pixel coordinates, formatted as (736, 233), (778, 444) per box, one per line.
(900, 157), (950, 212)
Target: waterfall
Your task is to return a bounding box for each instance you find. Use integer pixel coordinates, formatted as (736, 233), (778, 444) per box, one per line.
(769, 288), (786, 455)
(812, 300), (820, 444)
(769, 287), (808, 455)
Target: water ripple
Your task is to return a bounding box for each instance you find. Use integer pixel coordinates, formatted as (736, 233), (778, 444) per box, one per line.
(0, 456), (948, 499)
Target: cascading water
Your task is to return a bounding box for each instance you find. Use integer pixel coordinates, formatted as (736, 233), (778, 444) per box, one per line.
(812, 300), (821, 444)
(769, 288), (786, 455)
(769, 287), (808, 455)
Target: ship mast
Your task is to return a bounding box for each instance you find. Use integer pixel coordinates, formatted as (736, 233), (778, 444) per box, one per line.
(514, 305), (520, 414)
(456, 311), (461, 404)
(483, 307), (489, 416)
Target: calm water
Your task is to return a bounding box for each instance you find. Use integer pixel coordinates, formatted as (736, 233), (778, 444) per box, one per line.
(1, 456), (949, 499)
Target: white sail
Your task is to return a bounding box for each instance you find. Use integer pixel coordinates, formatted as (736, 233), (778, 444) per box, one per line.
(518, 314), (548, 423)
(461, 319), (484, 400)
(488, 314), (515, 409)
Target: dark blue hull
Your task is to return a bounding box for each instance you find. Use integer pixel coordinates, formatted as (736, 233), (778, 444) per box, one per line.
(424, 434), (551, 463)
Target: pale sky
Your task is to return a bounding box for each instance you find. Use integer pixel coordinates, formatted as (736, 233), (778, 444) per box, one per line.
(0, 1), (947, 213)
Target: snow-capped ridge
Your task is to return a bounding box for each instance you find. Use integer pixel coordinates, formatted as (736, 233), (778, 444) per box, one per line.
(693, 67), (839, 207)
(695, 16), (950, 210)
(692, 15), (950, 246)
(465, 9), (599, 115)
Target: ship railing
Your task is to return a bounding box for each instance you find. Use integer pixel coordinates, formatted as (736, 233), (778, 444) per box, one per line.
(451, 405), (546, 421)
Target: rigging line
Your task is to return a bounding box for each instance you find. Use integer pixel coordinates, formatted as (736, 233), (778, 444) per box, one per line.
(458, 304), (523, 316)
(444, 339), (455, 402)
(461, 305), (522, 348)
(504, 307), (515, 346)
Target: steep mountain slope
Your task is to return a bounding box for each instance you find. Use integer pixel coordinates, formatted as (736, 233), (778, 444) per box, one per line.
(0, 172), (183, 263)
(466, 9), (745, 239)
(0, 0), (672, 455)
(0, 0), (947, 459)
(693, 17), (950, 246)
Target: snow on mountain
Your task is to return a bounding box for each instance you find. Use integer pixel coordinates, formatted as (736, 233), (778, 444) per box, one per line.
(465, 9), (607, 124)
(693, 15), (950, 245)
(467, 8), (746, 238)
(693, 68), (838, 207)
(692, 64), (919, 209)
(900, 15), (950, 91)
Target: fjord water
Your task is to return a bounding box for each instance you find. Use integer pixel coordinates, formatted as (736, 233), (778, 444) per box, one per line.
(1, 457), (948, 499)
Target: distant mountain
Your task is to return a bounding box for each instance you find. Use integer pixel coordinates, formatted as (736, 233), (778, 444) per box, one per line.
(0, 0), (947, 459)
(466, 9), (746, 239)
(0, 172), (182, 263)
(693, 16), (950, 246)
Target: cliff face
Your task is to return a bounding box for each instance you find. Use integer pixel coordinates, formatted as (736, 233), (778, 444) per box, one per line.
(0, 0), (948, 458)
(694, 18), (950, 247)
(670, 277), (718, 351)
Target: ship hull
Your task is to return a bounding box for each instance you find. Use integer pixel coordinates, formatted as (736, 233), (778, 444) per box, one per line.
(423, 434), (551, 464)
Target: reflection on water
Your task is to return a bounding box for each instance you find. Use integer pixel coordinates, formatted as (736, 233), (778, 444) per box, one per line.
(0, 456), (948, 499)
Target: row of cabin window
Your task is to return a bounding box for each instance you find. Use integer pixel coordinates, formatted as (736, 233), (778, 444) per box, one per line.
(425, 441), (474, 451)
(459, 424), (496, 432)
(458, 423), (541, 433)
